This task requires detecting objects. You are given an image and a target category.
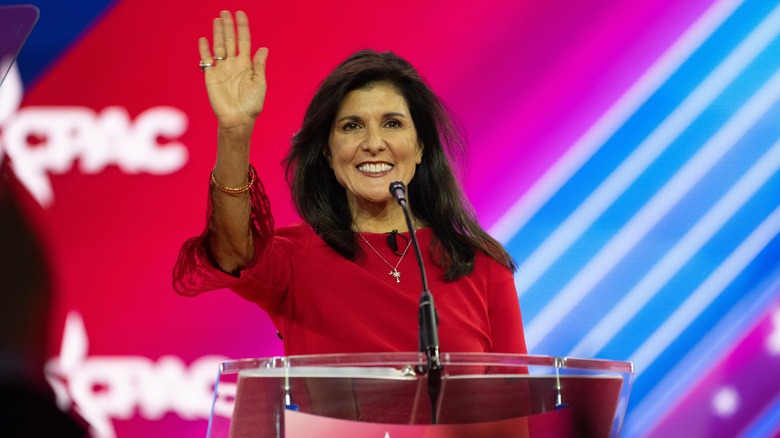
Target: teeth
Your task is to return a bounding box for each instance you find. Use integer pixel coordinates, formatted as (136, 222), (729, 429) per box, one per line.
(358, 163), (392, 173)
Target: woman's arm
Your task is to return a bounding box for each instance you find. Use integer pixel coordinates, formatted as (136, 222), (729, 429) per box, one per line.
(487, 258), (528, 354)
(198, 10), (269, 274)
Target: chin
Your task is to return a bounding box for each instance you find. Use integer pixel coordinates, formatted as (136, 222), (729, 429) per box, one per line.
(354, 192), (393, 205)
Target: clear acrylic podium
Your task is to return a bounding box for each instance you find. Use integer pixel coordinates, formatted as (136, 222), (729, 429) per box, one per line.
(207, 352), (633, 438)
(0, 4), (39, 87)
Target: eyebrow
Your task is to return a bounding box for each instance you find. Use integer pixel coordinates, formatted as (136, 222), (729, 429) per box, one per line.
(335, 112), (408, 123)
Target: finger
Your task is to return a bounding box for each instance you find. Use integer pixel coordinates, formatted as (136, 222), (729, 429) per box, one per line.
(212, 17), (226, 59)
(220, 10), (236, 58)
(198, 37), (213, 63)
(236, 11), (252, 58)
(253, 47), (269, 77)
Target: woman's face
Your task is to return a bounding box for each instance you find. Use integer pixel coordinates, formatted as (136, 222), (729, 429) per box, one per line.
(326, 82), (423, 211)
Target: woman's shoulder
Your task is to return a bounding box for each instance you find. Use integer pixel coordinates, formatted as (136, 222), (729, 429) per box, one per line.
(274, 222), (330, 251)
(276, 222), (317, 242)
(276, 221), (313, 235)
(473, 246), (514, 278)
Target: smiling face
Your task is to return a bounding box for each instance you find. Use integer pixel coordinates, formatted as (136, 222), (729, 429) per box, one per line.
(326, 82), (423, 216)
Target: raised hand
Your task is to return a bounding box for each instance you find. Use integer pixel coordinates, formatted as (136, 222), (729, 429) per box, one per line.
(198, 10), (268, 130)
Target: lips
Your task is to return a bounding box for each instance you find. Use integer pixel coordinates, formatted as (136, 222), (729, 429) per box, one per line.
(357, 162), (393, 174)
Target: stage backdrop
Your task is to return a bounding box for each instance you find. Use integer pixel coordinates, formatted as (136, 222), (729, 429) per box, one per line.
(2, 0), (779, 436)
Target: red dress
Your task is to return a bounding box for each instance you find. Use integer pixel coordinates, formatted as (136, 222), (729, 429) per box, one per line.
(173, 180), (527, 356)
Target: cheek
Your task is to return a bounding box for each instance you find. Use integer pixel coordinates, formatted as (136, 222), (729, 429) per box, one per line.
(327, 138), (354, 167)
(325, 139), (344, 169)
(325, 133), (338, 168)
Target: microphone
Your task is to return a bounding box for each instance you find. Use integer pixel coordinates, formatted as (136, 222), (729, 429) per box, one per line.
(389, 180), (442, 424)
(389, 180), (406, 203)
(388, 181), (429, 292)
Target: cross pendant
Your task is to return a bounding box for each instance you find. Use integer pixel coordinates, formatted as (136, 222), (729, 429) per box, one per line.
(389, 269), (401, 283)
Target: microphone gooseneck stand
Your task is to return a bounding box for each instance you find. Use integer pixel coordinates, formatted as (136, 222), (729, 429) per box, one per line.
(389, 181), (442, 425)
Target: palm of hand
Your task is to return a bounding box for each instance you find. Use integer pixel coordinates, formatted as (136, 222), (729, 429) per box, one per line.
(199, 11), (268, 129)
(206, 56), (266, 128)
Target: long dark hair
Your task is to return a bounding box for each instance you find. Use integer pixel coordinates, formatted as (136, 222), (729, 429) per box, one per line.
(284, 50), (515, 280)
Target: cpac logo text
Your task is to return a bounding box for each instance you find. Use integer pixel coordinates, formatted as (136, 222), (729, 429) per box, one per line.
(46, 312), (235, 438)
(0, 64), (188, 206)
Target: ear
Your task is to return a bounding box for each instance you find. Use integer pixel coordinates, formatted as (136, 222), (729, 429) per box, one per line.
(323, 147), (334, 169)
(415, 143), (423, 164)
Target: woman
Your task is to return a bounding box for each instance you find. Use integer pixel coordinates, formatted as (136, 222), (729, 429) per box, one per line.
(173, 10), (526, 356)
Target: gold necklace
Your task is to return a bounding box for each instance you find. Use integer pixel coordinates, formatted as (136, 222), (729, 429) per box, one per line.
(359, 232), (412, 283)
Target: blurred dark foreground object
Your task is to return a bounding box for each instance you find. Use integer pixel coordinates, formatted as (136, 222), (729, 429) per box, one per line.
(0, 161), (88, 436)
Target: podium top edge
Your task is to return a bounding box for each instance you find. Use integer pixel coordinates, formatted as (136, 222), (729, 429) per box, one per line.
(219, 352), (634, 375)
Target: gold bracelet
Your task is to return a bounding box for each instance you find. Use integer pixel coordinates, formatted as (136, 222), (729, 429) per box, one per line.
(210, 165), (256, 195)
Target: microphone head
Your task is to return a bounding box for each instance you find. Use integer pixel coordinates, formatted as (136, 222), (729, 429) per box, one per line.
(389, 180), (406, 203)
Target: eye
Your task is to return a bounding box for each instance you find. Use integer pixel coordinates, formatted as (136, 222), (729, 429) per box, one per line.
(384, 119), (402, 128)
(341, 121), (361, 132)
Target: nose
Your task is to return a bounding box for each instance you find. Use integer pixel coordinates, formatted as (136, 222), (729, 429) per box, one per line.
(362, 125), (385, 154)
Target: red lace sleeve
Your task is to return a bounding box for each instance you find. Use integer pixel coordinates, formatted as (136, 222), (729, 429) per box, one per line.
(172, 172), (275, 296)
